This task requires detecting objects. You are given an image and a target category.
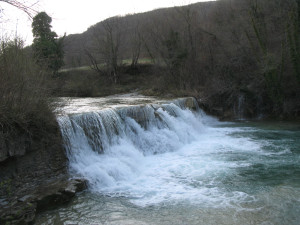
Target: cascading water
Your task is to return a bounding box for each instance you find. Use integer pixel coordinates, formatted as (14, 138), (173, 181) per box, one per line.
(234, 94), (245, 120)
(57, 98), (208, 193)
(37, 95), (300, 225)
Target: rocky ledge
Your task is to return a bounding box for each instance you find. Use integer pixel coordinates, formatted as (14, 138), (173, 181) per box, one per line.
(0, 177), (87, 225)
(0, 117), (87, 225)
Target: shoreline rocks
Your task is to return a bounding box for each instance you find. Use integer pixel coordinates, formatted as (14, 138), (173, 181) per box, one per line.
(0, 117), (87, 224)
(0, 178), (87, 225)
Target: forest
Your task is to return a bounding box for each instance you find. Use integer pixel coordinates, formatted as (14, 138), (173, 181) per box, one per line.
(58, 0), (300, 119)
(1, 0), (299, 122)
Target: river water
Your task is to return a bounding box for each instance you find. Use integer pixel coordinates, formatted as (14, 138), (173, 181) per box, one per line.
(36, 95), (300, 225)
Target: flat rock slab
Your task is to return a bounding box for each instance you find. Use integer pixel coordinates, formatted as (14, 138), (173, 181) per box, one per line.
(0, 178), (87, 225)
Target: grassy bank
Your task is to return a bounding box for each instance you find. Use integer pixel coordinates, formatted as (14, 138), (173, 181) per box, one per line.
(53, 64), (157, 97)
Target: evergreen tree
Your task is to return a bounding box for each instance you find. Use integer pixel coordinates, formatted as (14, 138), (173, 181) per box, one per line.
(32, 12), (64, 74)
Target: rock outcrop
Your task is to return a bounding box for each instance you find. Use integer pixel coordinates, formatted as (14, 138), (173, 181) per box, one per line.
(0, 178), (87, 225)
(0, 123), (86, 224)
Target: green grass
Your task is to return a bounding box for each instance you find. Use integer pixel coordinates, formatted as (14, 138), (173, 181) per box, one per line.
(60, 58), (154, 73)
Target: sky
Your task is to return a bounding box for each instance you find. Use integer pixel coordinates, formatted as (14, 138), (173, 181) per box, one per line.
(0, 0), (214, 45)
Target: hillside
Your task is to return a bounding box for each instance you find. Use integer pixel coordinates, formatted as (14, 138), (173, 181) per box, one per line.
(60, 0), (300, 119)
(62, 2), (214, 68)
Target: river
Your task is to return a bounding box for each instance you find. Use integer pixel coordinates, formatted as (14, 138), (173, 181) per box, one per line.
(35, 95), (300, 225)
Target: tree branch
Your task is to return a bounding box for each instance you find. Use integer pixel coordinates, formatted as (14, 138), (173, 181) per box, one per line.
(0, 0), (38, 18)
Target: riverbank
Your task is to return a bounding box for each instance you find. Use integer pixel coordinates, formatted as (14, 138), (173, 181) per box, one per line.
(52, 64), (300, 121)
(0, 117), (87, 224)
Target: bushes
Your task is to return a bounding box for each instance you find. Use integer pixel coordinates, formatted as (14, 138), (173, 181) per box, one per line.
(0, 37), (56, 138)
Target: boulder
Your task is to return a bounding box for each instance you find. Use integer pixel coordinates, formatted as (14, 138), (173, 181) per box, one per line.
(0, 178), (87, 225)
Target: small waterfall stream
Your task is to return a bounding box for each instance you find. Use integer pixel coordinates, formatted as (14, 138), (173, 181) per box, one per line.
(234, 94), (245, 120)
(57, 97), (210, 191)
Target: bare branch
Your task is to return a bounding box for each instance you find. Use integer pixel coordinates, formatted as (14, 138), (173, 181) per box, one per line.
(0, 0), (38, 18)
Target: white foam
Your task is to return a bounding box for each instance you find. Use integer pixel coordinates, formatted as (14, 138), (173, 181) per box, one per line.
(58, 101), (284, 208)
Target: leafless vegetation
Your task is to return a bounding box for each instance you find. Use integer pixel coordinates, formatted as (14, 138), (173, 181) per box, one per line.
(0, 37), (56, 138)
(62, 0), (300, 118)
(0, 0), (38, 18)
(84, 17), (124, 84)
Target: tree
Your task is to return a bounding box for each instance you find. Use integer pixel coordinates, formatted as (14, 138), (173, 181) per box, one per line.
(85, 17), (123, 84)
(287, 0), (300, 83)
(128, 21), (142, 69)
(162, 29), (188, 88)
(32, 11), (64, 74)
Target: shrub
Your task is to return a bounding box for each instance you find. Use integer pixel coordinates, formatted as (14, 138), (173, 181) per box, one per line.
(0, 37), (56, 137)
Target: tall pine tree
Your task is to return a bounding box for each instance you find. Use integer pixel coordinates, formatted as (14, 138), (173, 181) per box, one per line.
(32, 12), (64, 75)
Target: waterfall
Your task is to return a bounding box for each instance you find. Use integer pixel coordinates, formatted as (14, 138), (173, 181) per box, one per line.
(234, 94), (245, 120)
(37, 96), (300, 224)
(57, 97), (214, 194)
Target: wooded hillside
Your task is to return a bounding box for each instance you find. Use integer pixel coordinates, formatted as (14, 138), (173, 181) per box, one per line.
(62, 0), (300, 119)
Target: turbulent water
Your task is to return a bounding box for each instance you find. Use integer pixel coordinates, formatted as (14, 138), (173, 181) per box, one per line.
(36, 95), (300, 225)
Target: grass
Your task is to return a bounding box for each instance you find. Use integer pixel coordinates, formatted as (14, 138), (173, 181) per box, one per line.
(59, 58), (154, 73)
(53, 63), (156, 97)
(54, 58), (201, 99)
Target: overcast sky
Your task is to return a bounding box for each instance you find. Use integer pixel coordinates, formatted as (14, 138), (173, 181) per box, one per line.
(1, 0), (214, 45)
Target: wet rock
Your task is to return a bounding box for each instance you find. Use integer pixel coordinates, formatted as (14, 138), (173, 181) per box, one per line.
(34, 178), (87, 212)
(18, 194), (34, 203)
(0, 135), (7, 162)
(0, 198), (9, 206)
(64, 178), (87, 194)
(0, 114), (78, 224)
(222, 110), (234, 120)
(0, 178), (87, 225)
(184, 97), (197, 111)
(0, 201), (36, 225)
(211, 107), (224, 117)
(0, 133), (28, 163)
(7, 135), (27, 158)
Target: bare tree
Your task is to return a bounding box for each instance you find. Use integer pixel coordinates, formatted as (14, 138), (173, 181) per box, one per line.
(85, 17), (123, 84)
(85, 47), (103, 75)
(129, 22), (142, 69)
(0, 0), (38, 18)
